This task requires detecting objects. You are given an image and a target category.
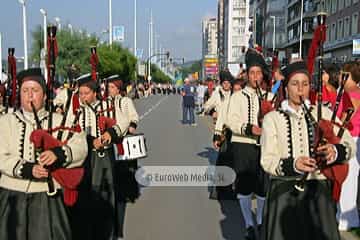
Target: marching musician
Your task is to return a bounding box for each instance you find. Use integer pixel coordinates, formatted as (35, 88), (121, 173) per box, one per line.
(226, 49), (273, 239)
(104, 74), (140, 240)
(69, 74), (130, 240)
(260, 60), (355, 240)
(321, 63), (340, 107)
(0, 68), (88, 240)
(211, 70), (234, 200)
(0, 84), (5, 114)
(204, 70), (233, 124)
(337, 61), (360, 231)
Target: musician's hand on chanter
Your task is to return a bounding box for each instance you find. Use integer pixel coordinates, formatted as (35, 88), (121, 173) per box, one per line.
(251, 125), (262, 136)
(128, 127), (136, 134)
(316, 144), (337, 165)
(39, 150), (58, 167)
(32, 164), (49, 179)
(93, 138), (104, 150)
(55, 108), (64, 114)
(101, 132), (112, 145)
(213, 141), (221, 150)
(295, 156), (317, 173)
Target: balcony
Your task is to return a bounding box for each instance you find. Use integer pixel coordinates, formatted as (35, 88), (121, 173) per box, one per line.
(324, 34), (360, 51)
(285, 32), (314, 47)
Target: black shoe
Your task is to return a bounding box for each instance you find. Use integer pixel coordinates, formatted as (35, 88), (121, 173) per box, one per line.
(257, 224), (262, 236)
(245, 226), (255, 240)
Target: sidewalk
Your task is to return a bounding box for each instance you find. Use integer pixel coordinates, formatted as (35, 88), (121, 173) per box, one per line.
(341, 231), (360, 240)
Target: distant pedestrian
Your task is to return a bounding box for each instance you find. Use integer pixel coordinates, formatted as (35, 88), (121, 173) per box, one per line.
(196, 81), (207, 114)
(181, 78), (196, 126)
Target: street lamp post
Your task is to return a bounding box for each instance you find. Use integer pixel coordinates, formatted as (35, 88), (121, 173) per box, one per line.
(0, 32), (2, 81)
(146, 52), (169, 84)
(134, 0), (137, 83)
(18, 0), (28, 69)
(68, 24), (73, 35)
(148, 11), (153, 81)
(109, 0), (113, 46)
(40, 8), (47, 81)
(299, 0), (304, 57)
(271, 16), (276, 52)
(54, 17), (61, 30)
(134, 0), (137, 57)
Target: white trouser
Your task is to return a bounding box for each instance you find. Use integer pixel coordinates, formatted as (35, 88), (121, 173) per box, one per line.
(338, 137), (360, 230)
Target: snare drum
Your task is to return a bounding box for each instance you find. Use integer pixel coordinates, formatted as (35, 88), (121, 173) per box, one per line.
(116, 134), (147, 160)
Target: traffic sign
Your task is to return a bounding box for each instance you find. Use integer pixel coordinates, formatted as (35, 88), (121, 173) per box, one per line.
(138, 63), (146, 76)
(113, 26), (125, 42)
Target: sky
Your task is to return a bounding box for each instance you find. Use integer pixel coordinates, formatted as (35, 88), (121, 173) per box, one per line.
(0, 0), (217, 62)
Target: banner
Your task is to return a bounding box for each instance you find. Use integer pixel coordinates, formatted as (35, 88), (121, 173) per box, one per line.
(353, 39), (360, 55)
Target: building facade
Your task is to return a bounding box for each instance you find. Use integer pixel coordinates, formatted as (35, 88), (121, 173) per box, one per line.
(284, 0), (320, 60)
(218, 0), (251, 71)
(262, 0), (287, 56)
(202, 17), (218, 78)
(324, 0), (360, 62)
(218, 0), (226, 70)
(202, 18), (218, 58)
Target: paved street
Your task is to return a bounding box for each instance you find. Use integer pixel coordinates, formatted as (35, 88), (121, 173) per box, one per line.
(126, 95), (245, 240)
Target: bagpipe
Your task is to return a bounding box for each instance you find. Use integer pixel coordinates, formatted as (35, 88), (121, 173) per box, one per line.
(88, 47), (126, 155)
(332, 71), (351, 122)
(5, 48), (17, 113)
(85, 101), (121, 157)
(90, 46), (99, 82)
(30, 101), (84, 206)
(255, 81), (275, 125)
(29, 26), (84, 206)
(294, 98), (353, 201)
(294, 13), (351, 201)
(46, 25), (58, 132)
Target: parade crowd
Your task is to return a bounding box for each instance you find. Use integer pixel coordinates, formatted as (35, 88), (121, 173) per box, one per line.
(0, 36), (359, 240)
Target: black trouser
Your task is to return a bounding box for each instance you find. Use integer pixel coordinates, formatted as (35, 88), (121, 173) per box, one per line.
(232, 142), (268, 197)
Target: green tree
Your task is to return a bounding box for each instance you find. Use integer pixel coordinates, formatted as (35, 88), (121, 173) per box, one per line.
(179, 60), (202, 79)
(150, 63), (171, 83)
(30, 26), (137, 82)
(97, 44), (137, 81)
(30, 26), (98, 79)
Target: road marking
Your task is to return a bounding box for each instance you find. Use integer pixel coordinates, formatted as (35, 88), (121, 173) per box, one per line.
(139, 96), (168, 120)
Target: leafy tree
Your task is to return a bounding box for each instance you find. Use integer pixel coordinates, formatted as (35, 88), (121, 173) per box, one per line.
(150, 63), (171, 83)
(97, 44), (137, 81)
(30, 26), (137, 82)
(30, 26), (97, 79)
(179, 60), (202, 79)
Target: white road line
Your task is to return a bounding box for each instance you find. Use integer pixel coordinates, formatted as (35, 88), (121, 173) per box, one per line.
(139, 96), (168, 120)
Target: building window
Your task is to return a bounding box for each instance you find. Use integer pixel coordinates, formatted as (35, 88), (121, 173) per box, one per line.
(344, 17), (350, 37)
(331, 0), (337, 13)
(352, 13), (359, 35)
(288, 28), (294, 41)
(332, 22), (336, 41)
(338, 0), (344, 9)
(345, 0), (351, 7)
(338, 19), (343, 39)
(326, 0), (331, 11)
(233, 0), (240, 8)
(232, 46), (241, 58)
(326, 24), (331, 42)
(232, 36), (241, 45)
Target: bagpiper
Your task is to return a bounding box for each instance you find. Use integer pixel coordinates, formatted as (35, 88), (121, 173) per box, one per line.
(260, 60), (355, 240)
(0, 68), (88, 240)
(67, 73), (130, 240)
(227, 49), (274, 239)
